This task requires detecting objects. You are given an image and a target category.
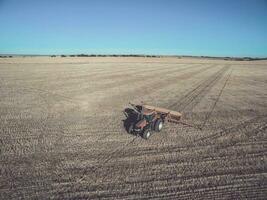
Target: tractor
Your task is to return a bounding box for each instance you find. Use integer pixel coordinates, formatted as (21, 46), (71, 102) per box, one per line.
(126, 103), (182, 139)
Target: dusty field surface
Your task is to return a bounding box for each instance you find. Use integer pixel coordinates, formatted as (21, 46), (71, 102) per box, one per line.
(0, 57), (266, 199)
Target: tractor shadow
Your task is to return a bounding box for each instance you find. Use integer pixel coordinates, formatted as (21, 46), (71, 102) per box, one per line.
(122, 107), (141, 136)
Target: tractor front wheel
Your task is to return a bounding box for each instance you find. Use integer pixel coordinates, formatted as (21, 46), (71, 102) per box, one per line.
(142, 129), (151, 139)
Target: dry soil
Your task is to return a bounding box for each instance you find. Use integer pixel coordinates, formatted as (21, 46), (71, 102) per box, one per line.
(0, 57), (266, 199)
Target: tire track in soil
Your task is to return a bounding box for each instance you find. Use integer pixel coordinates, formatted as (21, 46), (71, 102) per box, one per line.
(155, 65), (231, 150)
(151, 66), (230, 178)
(167, 65), (230, 112)
(200, 69), (233, 129)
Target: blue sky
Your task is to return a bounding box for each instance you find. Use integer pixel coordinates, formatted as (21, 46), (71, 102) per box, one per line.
(0, 0), (266, 57)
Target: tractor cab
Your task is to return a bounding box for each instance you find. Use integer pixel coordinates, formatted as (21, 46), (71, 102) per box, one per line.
(142, 108), (156, 122)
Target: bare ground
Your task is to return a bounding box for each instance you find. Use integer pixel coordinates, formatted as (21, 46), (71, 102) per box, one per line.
(0, 57), (266, 199)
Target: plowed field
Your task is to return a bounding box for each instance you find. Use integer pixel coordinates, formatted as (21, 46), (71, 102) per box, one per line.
(1, 57), (266, 199)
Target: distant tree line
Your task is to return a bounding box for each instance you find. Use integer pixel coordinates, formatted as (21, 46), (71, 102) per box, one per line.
(48, 54), (267, 61)
(0, 55), (13, 58)
(199, 56), (267, 61)
(52, 54), (160, 58)
(0, 54), (265, 61)
(183, 55), (267, 61)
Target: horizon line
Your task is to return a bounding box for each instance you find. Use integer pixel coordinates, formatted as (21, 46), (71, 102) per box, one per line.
(1, 53), (267, 59)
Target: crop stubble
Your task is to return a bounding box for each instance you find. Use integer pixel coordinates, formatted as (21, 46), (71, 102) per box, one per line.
(0, 57), (266, 199)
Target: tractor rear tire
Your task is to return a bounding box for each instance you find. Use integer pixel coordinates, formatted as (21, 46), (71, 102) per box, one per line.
(142, 129), (151, 139)
(154, 119), (163, 132)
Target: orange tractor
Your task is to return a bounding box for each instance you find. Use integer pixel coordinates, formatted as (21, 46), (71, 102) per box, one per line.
(126, 103), (182, 139)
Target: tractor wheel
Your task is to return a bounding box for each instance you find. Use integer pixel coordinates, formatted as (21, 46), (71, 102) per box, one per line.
(142, 129), (151, 139)
(154, 119), (163, 132)
(127, 123), (134, 134)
